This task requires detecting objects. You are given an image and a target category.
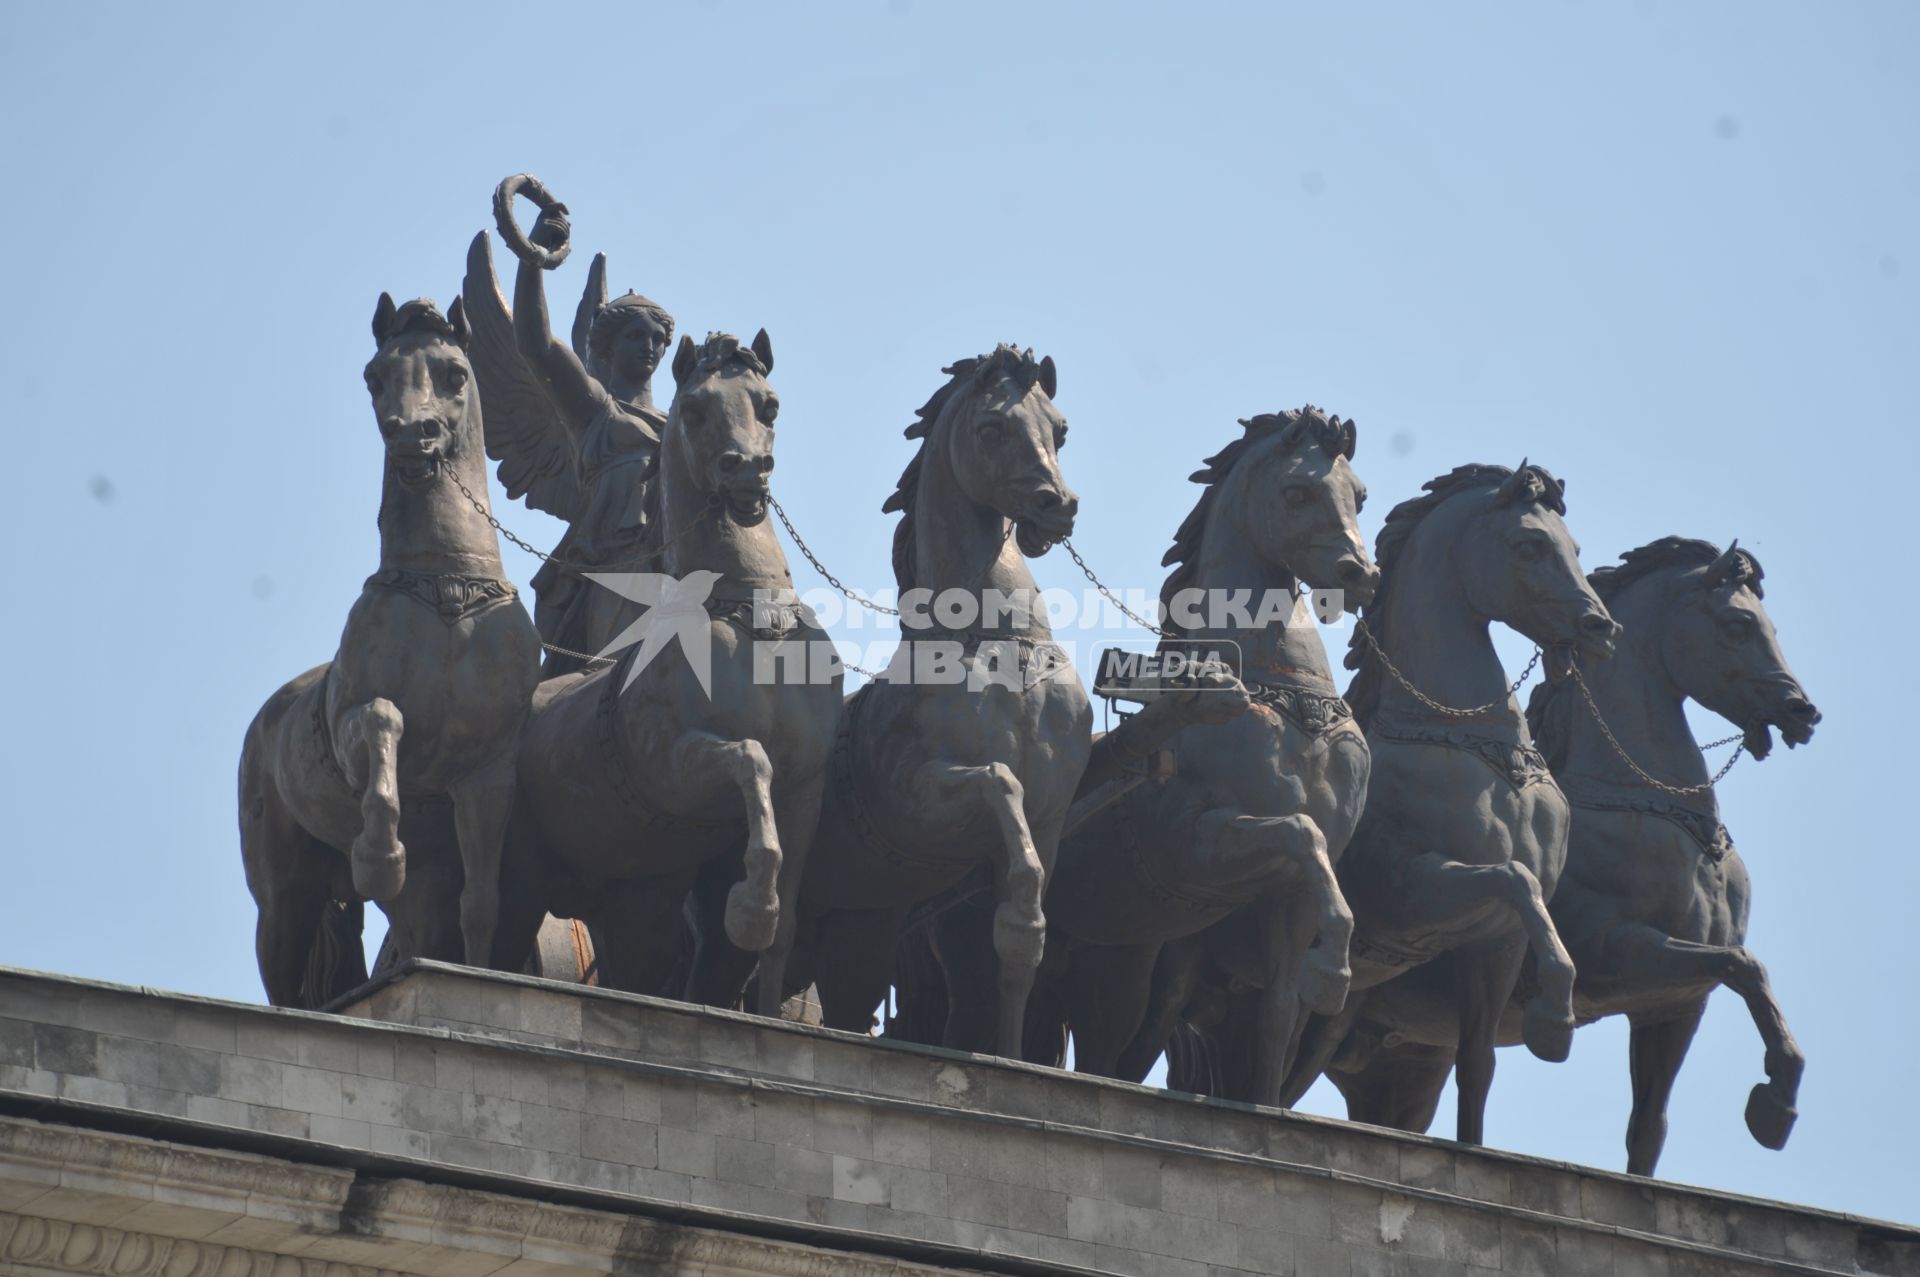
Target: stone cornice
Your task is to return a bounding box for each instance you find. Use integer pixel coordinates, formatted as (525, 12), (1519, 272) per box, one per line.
(0, 1118), (984, 1277)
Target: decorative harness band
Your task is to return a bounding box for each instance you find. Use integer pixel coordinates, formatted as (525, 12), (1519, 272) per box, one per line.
(1373, 723), (1555, 790)
(1246, 679), (1354, 738)
(1560, 782), (1735, 862)
(365, 567), (517, 625)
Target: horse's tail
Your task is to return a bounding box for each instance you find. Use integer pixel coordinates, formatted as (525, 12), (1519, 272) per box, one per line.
(1165, 1018), (1223, 1095)
(301, 897), (368, 1009)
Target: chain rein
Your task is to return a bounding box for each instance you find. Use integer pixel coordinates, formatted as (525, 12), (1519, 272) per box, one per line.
(445, 466), (718, 668)
(1568, 663), (1744, 796)
(450, 473), (1750, 794)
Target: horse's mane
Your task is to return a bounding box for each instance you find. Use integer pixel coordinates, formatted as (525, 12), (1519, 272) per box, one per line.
(1525, 536), (1765, 768)
(883, 344), (1054, 591)
(1157, 405), (1357, 637)
(1344, 462), (1566, 726)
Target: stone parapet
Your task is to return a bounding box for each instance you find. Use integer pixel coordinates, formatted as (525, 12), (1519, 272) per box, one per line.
(1, 963), (1913, 1276)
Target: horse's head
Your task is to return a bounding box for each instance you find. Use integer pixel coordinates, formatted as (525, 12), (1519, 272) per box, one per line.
(1452, 463), (1619, 665)
(666, 329), (780, 526)
(1635, 541), (1820, 758)
(1232, 408), (1377, 607)
(365, 293), (475, 488)
(931, 345), (1077, 556)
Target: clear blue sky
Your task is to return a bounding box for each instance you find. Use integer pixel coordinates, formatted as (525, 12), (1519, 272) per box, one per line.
(2, 1), (1913, 1223)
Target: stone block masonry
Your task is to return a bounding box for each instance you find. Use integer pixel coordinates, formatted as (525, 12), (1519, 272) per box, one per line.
(1, 961), (1915, 1276)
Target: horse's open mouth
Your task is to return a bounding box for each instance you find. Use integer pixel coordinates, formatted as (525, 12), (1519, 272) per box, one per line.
(391, 454), (440, 486)
(723, 486), (769, 526)
(1014, 517), (1069, 558)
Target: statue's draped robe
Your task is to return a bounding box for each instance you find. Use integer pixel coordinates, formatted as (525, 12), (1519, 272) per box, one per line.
(532, 393), (664, 675)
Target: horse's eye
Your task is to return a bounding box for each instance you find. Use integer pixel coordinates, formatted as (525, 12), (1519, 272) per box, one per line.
(365, 375), (383, 396)
(1720, 615), (1756, 642)
(761, 399), (779, 425)
(1283, 486), (1312, 508)
(1513, 538), (1546, 560)
(978, 420), (1004, 442)
(444, 366), (467, 391)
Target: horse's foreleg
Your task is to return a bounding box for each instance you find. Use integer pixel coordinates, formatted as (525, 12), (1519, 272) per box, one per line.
(337, 698), (405, 901)
(1194, 810), (1353, 1015)
(672, 732), (781, 952)
(911, 760), (1044, 1059)
(1625, 1008), (1704, 1176)
(1452, 940), (1527, 1145)
(449, 754), (516, 969)
(1597, 926), (1803, 1157)
(1395, 855), (1577, 1062)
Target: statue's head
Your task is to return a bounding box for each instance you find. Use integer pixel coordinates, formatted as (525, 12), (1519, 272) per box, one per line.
(1233, 408), (1377, 607)
(588, 292), (674, 390)
(364, 294), (474, 488)
(1611, 541), (1820, 758)
(920, 345), (1077, 557)
(1453, 464), (1618, 663)
(665, 329), (778, 525)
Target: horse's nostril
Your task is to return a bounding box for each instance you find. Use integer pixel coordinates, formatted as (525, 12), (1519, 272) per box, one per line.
(1034, 490), (1062, 512)
(1580, 613), (1616, 637)
(1788, 697), (1821, 722)
(1337, 558), (1366, 583)
(718, 452), (745, 474)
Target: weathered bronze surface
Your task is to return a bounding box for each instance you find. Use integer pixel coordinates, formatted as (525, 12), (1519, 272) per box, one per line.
(238, 296), (541, 1006)
(1305, 538), (1819, 1173)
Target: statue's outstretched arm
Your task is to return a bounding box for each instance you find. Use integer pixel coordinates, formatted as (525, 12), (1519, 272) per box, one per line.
(509, 207), (602, 442)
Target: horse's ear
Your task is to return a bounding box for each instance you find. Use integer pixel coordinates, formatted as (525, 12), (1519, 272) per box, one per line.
(672, 334), (698, 387)
(1339, 416), (1357, 459)
(372, 293), (398, 346)
(1038, 354), (1057, 400)
(1498, 459), (1532, 503)
(751, 328), (775, 374)
(1707, 538), (1745, 586)
(447, 295), (471, 348)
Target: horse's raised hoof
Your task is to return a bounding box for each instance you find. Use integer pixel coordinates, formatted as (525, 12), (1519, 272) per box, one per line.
(1745, 1083), (1798, 1150)
(351, 835), (406, 902)
(1522, 1002), (1575, 1063)
(1298, 960), (1351, 1016)
(724, 882), (779, 953)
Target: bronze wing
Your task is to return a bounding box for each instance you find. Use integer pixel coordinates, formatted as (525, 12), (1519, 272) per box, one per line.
(461, 230), (586, 525)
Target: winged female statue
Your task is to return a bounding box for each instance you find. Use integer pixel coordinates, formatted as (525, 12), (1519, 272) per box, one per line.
(462, 174), (677, 673)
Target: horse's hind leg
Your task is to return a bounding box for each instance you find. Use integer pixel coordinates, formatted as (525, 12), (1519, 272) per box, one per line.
(1452, 938), (1527, 1145)
(673, 731), (782, 953)
(1626, 1006), (1704, 1177)
(1393, 855), (1577, 1062)
(1063, 941), (1161, 1080)
(1117, 936), (1206, 1085)
(336, 698), (406, 901)
(449, 754), (516, 968)
(912, 760), (1045, 1059)
(750, 771), (827, 1017)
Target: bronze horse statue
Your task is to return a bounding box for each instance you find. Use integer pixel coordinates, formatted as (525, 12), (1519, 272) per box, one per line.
(1034, 408), (1377, 1106)
(499, 330), (843, 1014)
(790, 346), (1090, 1058)
(1313, 537), (1819, 1175)
(1277, 463), (1619, 1145)
(239, 296), (542, 1006)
